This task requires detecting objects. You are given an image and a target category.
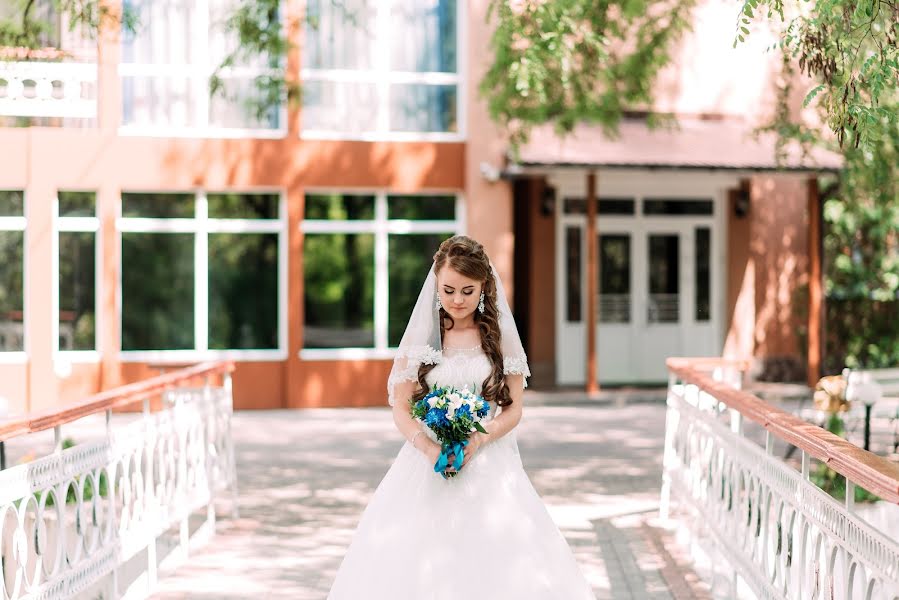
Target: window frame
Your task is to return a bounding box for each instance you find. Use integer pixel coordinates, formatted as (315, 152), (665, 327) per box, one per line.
(118, 189), (288, 362)
(54, 191), (101, 362)
(118, 0), (289, 138)
(300, 190), (465, 360)
(300, 0), (467, 141)
(0, 190), (27, 363)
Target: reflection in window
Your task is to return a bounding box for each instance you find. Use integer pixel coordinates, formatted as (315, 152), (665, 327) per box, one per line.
(305, 194), (375, 220)
(208, 193), (279, 219)
(696, 228), (711, 322)
(58, 191), (95, 217)
(0, 191), (24, 351)
(643, 199), (713, 216)
(122, 233), (195, 350)
(58, 191), (97, 351)
(565, 227), (581, 322)
(599, 235), (630, 323)
(562, 197), (635, 215)
(390, 0), (456, 72)
(122, 192), (195, 218)
(648, 235), (679, 323)
(300, 81), (380, 133)
(0, 231), (24, 352)
(303, 233), (375, 348)
(121, 0), (281, 130)
(302, 193), (460, 351)
(59, 221), (97, 350)
(387, 195), (455, 220)
(302, 0), (460, 135)
(0, 191), (24, 216)
(389, 84), (457, 133)
(303, 0), (377, 70)
(388, 233), (453, 345)
(209, 233), (278, 349)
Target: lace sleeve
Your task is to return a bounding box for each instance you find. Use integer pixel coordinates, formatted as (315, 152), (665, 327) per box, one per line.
(387, 345), (441, 406)
(503, 355), (531, 389)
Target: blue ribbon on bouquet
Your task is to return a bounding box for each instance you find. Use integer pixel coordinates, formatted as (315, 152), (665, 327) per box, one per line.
(434, 439), (468, 478)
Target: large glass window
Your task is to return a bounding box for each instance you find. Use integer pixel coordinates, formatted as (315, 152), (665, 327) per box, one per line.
(302, 193), (459, 352)
(302, 0), (461, 137)
(0, 191), (25, 352)
(120, 0), (283, 133)
(57, 191), (98, 351)
(120, 191), (284, 356)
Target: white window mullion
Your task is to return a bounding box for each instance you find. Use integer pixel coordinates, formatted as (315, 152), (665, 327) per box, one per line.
(0, 217), (26, 230)
(195, 192), (209, 352)
(376, 0), (391, 133)
(374, 194), (389, 350)
(455, 195), (466, 235)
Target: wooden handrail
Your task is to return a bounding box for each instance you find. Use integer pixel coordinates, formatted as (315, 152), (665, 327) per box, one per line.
(667, 357), (899, 504)
(0, 361), (235, 442)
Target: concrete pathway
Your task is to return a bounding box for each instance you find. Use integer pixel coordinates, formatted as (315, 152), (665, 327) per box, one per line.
(141, 402), (710, 599)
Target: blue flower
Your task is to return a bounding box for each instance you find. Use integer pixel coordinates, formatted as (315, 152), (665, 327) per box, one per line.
(476, 399), (490, 417)
(455, 404), (472, 420)
(425, 408), (448, 427)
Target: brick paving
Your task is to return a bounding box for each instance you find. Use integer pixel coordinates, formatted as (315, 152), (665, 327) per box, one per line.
(136, 401), (710, 599)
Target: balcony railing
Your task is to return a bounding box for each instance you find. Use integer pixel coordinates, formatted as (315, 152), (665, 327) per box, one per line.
(0, 60), (97, 120)
(0, 361), (237, 600)
(661, 357), (899, 599)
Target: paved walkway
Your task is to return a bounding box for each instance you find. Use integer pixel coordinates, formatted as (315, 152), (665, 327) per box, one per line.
(140, 402), (709, 600)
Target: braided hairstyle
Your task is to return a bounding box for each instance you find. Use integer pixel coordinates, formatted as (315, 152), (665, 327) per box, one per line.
(412, 235), (513, 407)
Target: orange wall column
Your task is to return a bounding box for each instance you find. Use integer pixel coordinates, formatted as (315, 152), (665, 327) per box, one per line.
(97, 184), (123, 391)
(807, 177), (822, 386)
(24, 143), (57, 412)
(585, 172), (598, 393)
(285, 187), (304, 409)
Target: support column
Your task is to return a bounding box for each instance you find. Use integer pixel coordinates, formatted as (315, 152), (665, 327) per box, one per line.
(586, 172), (599, 394)
(285, 186), (304, 408)
(807, 177), (823, 387)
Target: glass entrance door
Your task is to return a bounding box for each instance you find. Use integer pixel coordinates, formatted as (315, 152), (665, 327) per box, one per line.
(556, 197), (719, 385)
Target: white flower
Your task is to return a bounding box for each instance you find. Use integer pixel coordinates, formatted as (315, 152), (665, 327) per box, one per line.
(427, 397), (438, 408)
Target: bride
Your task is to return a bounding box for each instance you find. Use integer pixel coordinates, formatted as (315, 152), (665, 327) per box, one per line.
(327, 235), (596, 599)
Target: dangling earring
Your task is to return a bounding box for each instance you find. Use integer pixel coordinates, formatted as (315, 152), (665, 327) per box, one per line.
(435, 294), (443, 311)
(478, 292), (485, 314)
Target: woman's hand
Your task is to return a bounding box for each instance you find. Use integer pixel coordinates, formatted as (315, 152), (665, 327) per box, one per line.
(446, 431), (486, 474)
(420, 439), (443, 466)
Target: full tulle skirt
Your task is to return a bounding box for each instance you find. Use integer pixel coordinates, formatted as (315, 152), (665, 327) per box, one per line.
(327, 431), (596, 599)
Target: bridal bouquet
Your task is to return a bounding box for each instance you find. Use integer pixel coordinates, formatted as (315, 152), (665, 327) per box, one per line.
(410, 385), (490, 479)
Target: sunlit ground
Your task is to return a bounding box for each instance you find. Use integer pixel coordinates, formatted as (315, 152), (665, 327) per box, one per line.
(134, 401), (710, 599)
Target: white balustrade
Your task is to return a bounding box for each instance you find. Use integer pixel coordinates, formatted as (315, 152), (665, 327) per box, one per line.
(661, 359), (899, 599)
(0, 365), (237, 600)
(0, 62), (97, 119)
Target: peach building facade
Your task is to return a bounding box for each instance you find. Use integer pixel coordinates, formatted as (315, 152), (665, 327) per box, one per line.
(0, 0), (834, 414)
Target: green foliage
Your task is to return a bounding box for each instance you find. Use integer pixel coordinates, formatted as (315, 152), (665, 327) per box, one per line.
(737, 0), (898, 153)
(480, 0), (696, 151)
(0, 0), (137, 53)
(208, 0), (299, 122)
(738, 0), (898, 373)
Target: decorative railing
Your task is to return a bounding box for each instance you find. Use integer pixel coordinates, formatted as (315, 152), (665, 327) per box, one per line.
(661, 357), (899, 599)
(0, 61), (97, 119)
(0, 361), (237, 600)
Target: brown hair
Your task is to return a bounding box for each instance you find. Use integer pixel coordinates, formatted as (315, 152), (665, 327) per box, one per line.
(412, 235), (513, 407)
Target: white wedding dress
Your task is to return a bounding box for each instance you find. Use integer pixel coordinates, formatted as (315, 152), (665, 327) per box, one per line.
(327, 347), (596, 599)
